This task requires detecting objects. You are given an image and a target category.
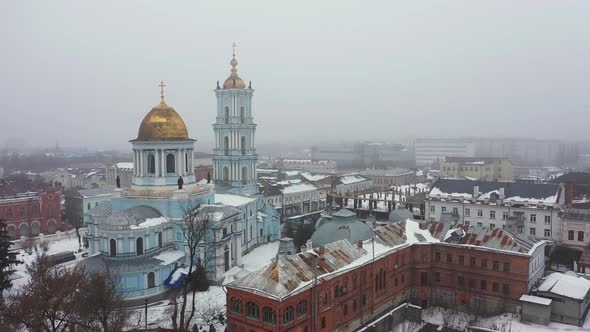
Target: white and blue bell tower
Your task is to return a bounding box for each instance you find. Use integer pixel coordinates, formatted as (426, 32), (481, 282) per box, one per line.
(212, 46), (258, 195)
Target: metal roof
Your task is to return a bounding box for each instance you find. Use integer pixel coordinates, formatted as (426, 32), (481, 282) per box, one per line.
(431, 178), (559, 201)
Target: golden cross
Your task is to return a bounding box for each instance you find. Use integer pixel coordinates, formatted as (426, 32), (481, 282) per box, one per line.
(232, 42), (237, 58)
(159, 80), (166, 102)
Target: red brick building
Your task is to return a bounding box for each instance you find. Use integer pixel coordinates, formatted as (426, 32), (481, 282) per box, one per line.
(226, 220), (546, 332)
(0, 179), (62, 238)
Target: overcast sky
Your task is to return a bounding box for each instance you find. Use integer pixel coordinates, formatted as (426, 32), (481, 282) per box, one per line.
(2, 1), (590, 150)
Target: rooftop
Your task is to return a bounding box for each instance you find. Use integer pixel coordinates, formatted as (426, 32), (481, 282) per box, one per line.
(429, 179), (560, 207)
(538, 272), (590, 300)
(443, 157), (506, 164)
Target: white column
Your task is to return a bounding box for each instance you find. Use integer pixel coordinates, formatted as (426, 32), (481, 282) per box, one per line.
(161, 150), (166, 175)
(138, 149), (142, 176)
(155, 149), (160, 177)
(132, 149), (136, 176)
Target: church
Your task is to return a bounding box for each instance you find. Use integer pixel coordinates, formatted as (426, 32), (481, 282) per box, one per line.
(80, 48), (280, 301)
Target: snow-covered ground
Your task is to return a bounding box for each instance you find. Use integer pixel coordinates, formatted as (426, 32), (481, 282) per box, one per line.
(422, 307), (590, 332)
(5, 232), (83, 297)
(126, 241), (280, 330)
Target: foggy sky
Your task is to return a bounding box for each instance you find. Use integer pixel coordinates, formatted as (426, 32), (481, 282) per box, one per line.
(2, 0), (590, 150)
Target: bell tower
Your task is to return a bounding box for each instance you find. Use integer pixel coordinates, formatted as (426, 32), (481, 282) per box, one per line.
(212, 45), (258, 195)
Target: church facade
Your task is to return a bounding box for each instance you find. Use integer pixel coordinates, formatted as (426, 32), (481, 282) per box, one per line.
(81, 50), (279, 301)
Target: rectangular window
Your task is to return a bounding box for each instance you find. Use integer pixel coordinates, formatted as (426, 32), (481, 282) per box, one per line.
(544, 229), (551, 237)
(503, 262), (510, 272)
(465, 208), (471, 216)
(481, 259), (488, 270)
(465, 220), (470, 226)
(481, 280), (487, 290)
(435, 272), (441, 282)
(477, 222), (483, 227)
(492, 261), (499, 271)
(435, 252), (441, 262)
(420, 272), (428, 285)
(441, 206), (447, 213)
(470, 257), (476, 267)
(579, 231), (584, 241)
(446, 254), (452, 264)
(477, 210), (483, 217)
(19, 207), (26, 217)
(530, 228), (536, 236)
(458, 255), (464, 266)
(457, 276), (464, 286)
(502, 211), (509, 220)
(490, 223), (495, 229)
(530, 214), (536, 223)
(569, 230), (575, 240)
(490, 210), (496, 219)
(544, 215), (551, 224)
(503, 284), (510, 295)
(430, 205), (435, 213)
(452, 207), (458, 215)
(492, 282), (499, 292)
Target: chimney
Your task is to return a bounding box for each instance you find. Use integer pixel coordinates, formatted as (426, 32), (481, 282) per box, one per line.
(317, 246), (325, 255)
(565, 181), (574, 208)
(305, 239), (313, 251)
(473, 185), (479, 198)
(499, 187), (505, 200)
(357, 240), (363, 249)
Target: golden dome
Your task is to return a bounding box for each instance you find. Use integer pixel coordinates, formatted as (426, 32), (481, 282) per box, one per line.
(223, 46), (246, 89)
(136, 100), (190, 141)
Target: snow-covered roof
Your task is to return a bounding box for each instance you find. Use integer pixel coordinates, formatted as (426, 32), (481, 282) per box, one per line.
(229, 219), (546, 299)
(519, 294), (552, 305)
(153, 250), (185, 266)
(301, 172), (330, 182)
(215, 194), (257, 207)
(129, 216), (168, 230)
(429, 179), (559, 207)
(337, 174), (369, 185)
(281, 183), (317, 194)
(538, 272), (590, 300)
(115, 162), (134, 170)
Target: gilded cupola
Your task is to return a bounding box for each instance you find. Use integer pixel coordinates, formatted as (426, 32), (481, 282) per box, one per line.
(135, 81), (190, 141)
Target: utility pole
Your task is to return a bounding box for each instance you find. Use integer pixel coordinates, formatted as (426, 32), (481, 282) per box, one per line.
(312, 255), (318, 332)
(144, 299), (148, 329)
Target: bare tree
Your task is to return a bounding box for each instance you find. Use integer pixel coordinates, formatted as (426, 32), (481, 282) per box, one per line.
(6, 255), (85, 331)
(76, 270), (128, 332)
(171, 202), (212, 332)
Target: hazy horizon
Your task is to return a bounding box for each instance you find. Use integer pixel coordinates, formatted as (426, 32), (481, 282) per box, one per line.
(2, 1), (590, 150)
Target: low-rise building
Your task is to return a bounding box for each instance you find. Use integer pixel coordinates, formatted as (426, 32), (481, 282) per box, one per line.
(536, 272), (590, 326)
(333, 174), (373, 195)
(226, 220), (547, 332)
(0, 179), (62, 238)
(65, 187), (115, 226)
(359, 168), (416, 190)
(426, 179), (564, 242)
(440, 157), (513, 182)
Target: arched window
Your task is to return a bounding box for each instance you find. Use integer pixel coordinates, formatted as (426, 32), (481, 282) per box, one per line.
(19, 223), (29, 237)
(283, 306), (294, 324)
(137, 237), (144, 255)
(241, 136), (246, 155)
(242, 167), (248, 185)
(147, 153), (156, 174)
(223, 167), (229, 181)
(87, 203), (91, 210)
(343, 303), (348, 316)
(158, 232), (163, 248)
(166, 153), (176, 174)
(110, 239), (117, 256)
(224, 136), (229, 156)
(147, 272), (155, 288)
(262, 307), (276, 325)
(231, 298), (243, 313)
(297, 300), (308, 317)
(6, 225), (16, 239)
(224, 106), (229, 124)
(6, 207), (12, 218)
(246, 302), (259, 319)
(31, 222), (40, 236)
(240, 106), (245, 123)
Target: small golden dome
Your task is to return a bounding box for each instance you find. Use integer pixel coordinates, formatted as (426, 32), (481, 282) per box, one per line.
(136, 100), (189, 141)
(223, 46), (246, 89)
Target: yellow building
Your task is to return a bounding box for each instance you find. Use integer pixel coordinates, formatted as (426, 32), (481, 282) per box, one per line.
(440, 157), (513, 182)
